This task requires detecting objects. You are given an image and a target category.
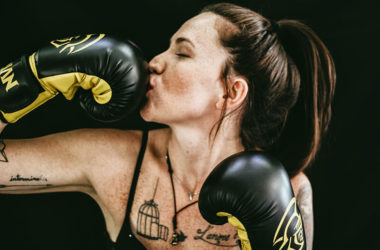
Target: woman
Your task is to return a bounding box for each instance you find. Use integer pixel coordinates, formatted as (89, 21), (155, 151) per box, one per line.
(0, 2), (335, 249)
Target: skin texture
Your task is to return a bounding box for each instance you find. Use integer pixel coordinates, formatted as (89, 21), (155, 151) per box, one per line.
(0, 121), (6, 133)
(141, 13), (228, 126)
(0, 12), (314, 249)
(141, 13), (249, 191)
(291, 172), (314, 249)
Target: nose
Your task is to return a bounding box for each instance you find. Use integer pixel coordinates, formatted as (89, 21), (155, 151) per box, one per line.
(148, 52), (165, 74)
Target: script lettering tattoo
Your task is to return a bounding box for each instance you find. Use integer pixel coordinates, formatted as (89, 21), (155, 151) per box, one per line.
(10, 174), (48, 182)
(297, 182), (314, 250)
(136, 179), (169, 241)
(0, 139), (8, 162)
(194, 225), (239, 247)
(0, 174), (51, 191)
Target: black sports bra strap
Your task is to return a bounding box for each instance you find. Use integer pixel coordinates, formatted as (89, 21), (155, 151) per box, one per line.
(110, 130), (149, 249)
(126, 129), (148, 220)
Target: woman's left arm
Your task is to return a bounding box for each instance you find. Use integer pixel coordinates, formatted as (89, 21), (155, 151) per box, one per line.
(291, 172), (314, 250)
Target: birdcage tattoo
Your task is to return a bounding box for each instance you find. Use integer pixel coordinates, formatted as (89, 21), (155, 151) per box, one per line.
(136, 179), (168, 241)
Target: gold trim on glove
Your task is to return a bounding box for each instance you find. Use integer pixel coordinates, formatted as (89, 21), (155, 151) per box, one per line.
(0, 91), (56, 123)
(217, 212), (252, 250)
(29, 54), (112, 104)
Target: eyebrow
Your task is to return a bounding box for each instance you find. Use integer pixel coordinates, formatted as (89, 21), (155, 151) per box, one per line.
(169, 37), (195, 48)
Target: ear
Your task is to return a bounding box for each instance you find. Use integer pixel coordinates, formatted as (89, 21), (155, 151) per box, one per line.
(216, 77), (248, 110)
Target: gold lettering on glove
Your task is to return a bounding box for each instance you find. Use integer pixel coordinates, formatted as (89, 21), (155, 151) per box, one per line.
(0, 63), (19, 92)
(50, 34), (105, 54)
(273, 197), (305, 249)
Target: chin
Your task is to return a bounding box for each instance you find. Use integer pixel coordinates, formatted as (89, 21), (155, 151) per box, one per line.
(139, 102), (156, 122)
(140, 108), (172, 126)
(139, 108), (150, 122)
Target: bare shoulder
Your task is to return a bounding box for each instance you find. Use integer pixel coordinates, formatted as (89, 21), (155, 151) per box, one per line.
(81, 127), (170, 239)
(290, 172), (312, 198)
(83, 127), (170, 196)
(52, 128), (143, 173)
(290, 172), (314, 249)
(78, 128), (144, 183)
(290, 172), (313, 219)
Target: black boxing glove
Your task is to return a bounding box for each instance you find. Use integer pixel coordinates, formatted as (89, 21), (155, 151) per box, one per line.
(199, 151), (306, 250)
(0, 34), (148, 123)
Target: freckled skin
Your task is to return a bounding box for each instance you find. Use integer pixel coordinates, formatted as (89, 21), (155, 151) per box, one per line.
(140, 13), (229, 126)
(0, 11), (314, 249)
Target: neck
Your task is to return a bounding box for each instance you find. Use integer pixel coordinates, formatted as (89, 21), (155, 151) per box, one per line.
(166, 119), (244, 192)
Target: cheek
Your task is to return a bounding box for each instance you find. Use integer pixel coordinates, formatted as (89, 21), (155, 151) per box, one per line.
(171, 59), (221, 92)
(162, 64), (195, 102)
(162, 54), (226, 115)
(170, 75), (221, 115)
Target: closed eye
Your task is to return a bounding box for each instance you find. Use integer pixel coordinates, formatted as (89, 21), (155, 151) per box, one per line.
(175, 53), (190, 58)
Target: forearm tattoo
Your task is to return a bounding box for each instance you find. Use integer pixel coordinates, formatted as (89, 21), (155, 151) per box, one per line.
(10, 174), (48, 182)
(297, 183), (314, 249)
(0, 174), (51, 190)
(0, 139), (8, 162)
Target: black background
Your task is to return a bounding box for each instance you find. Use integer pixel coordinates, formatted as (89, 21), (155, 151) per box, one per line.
(0, 0), (379, 249)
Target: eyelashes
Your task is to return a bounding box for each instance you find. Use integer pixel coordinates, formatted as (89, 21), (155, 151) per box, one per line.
(175, 53), (190, 57)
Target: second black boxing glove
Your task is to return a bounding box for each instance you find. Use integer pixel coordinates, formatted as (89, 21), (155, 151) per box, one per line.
(199, 151), (306, 250)
(0, 34), (149, 123)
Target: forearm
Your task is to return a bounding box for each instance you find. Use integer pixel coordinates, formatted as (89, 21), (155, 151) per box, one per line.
(0, 131), (94, 195)
(0, 121), (7, 163)
(0, 120), (7, 134)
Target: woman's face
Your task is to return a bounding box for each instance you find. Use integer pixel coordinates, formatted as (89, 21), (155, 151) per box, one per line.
(140, 13), (229, 126)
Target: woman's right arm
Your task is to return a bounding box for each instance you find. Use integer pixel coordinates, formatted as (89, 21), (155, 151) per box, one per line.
(0, 123), (141, 195)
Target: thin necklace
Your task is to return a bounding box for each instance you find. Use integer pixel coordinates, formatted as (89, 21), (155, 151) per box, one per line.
(166, 152), (198, 246)
(172, 172), (199, 201)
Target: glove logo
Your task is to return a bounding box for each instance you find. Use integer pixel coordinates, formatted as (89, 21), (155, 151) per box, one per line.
(0, 63), (19, 92)
(50, 34), (105, 55)
(273, 197), (305, 249)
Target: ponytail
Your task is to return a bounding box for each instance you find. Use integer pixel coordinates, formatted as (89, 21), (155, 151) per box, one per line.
(270, 20), (336, 176)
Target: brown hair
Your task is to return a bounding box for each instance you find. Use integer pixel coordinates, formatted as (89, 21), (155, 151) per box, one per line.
(202, 3), (336, 177)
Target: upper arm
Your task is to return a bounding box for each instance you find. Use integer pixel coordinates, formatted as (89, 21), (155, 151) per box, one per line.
(0, 128), (141, 195)
(291, 172), (314, 249)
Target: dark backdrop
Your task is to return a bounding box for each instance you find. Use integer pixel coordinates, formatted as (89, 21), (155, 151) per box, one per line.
(0, 0), (378, 249)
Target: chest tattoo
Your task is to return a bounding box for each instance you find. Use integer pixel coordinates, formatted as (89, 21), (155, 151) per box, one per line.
(136, 179), (169, 241)
(194, 225), (239, 247)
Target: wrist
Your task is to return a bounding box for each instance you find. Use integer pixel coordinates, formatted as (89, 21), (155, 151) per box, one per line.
(0, 120), (7, 133)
